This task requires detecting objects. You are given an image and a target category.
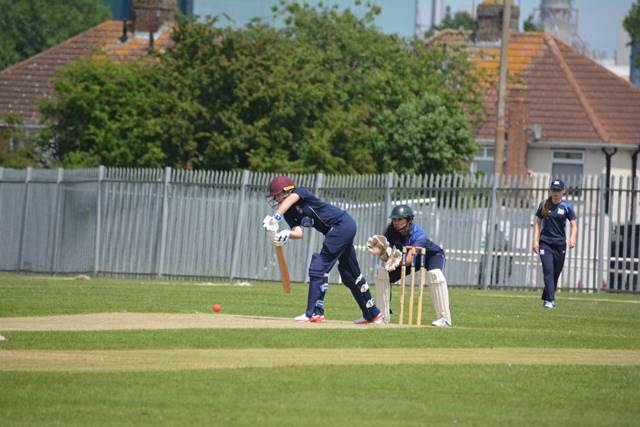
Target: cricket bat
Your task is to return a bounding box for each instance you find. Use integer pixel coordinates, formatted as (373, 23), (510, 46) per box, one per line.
(274, 246), (291, 293)
(271, 232), (291, 293)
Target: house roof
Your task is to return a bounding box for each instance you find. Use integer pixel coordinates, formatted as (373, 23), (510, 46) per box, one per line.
(431, 31), (640, 146)
(0, 20), (173, 125)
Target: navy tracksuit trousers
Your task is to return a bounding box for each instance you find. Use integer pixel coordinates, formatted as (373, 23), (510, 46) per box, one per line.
(306, 214), (380, 320)
(539, 241), (566, 302)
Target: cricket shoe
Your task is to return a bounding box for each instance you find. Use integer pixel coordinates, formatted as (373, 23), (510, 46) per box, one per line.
(294, 313), (326, 323)
(353, 312), (385, 325)
(431, 317), (452, 328)
(543, 301), (555, 309)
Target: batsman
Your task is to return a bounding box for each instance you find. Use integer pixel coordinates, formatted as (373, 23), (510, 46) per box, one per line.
(263, 176), (383, 324)
(367, 204), (452, 327)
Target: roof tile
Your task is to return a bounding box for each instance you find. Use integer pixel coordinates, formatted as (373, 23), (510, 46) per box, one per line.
(0, 20), (173, 124)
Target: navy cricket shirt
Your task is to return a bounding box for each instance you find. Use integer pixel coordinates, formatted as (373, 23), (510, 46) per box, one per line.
(283, 187), (346, 235)
(535, 200), (577, 245)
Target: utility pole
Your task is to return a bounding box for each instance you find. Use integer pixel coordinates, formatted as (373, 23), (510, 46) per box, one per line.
(494, 0), (511, 175)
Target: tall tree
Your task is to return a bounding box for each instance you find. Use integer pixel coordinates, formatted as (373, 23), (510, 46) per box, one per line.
(39, 56), (170, 168)
(425, 7), (476, 37)
(0, 114), (41, 168)
(40, 2), (483, 173)
(623, 1), (640, 70)
(0, 0), (110, 70)
(523, 14), (543, 32)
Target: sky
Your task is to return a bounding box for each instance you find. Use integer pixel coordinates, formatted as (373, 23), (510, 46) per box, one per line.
(441, 0), (636, 59)
(194, 0), (637, 60)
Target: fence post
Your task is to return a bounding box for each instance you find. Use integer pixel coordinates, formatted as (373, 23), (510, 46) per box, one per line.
(0, 167), (3, 224)
(157, 167), (172, 277)
(596, 173), (607, 290)
(50, 168), (64, 274)
(17, 167), (32, 272)
(92, 166), (105, 276)
(385, 172), (394, 227)
(230, 170), (250, 281)
(482, 174), (499, 289)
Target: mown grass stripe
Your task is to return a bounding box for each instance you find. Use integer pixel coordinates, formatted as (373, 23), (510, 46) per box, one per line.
(2, 348), (640, 372)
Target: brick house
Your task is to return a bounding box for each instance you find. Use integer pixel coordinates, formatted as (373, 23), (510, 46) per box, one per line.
(0, 0), (176, 134)
(427, 3), (640, 182)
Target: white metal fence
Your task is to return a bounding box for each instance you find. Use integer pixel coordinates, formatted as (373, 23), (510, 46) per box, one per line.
(1, 166), (638, 292)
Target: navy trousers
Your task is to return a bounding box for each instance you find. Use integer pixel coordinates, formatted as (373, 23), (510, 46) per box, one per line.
(539, 241), (566, 302)
(307, 214), (380, 320)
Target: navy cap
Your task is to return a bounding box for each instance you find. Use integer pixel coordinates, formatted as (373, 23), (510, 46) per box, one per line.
(550, 179), (565, 190)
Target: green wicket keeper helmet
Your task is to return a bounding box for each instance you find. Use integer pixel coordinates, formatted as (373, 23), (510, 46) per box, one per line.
(389, 204), (414, 220)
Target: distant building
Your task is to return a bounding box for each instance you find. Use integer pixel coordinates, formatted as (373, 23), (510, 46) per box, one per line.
(102, 0), (192, 20)
(427, 2), (640, 182)
(0, 0), (176, 127)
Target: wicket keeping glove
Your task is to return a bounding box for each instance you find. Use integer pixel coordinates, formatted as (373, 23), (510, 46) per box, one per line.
(272, 229), (290, 246)
(367, 235), (389, 260)
(384, 248), (402, 271)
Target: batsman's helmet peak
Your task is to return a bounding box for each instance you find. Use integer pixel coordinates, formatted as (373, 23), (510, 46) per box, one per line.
(268, 175), (296, 197)
(390, 204), (414, 220)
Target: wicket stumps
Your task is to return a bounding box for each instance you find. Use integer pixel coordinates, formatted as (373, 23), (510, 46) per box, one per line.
(398, 247), (407, 326)
(399, 246), (427, 326)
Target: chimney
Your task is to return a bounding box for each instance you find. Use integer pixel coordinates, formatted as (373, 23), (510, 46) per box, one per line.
(133, 0), (177, 34)
(476, 1), (519, 43)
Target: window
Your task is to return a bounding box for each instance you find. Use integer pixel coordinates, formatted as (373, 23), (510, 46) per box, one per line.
(551, 151), (583, 181)
(552, 150), (583, 196)
(471, 147), (495, 176)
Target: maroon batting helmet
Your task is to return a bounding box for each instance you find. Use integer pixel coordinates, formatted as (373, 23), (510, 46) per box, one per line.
(268, 176), (296, 197)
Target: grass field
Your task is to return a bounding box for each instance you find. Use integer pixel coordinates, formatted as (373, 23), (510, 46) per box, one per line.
(1, 273), (639, 426)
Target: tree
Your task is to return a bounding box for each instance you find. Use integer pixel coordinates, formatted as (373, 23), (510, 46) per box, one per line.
(0, 114), (42, 168)
(523, 14), (543, 32)
(0, 0), (110, 70)
(623, 1), (640, 70)
(39, 55), (170, 168)
(425, 7), (476, 37)
(40, 2), (483, 173)
(374, 93), (476, 175)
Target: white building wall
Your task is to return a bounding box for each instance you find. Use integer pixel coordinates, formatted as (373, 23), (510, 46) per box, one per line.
(526, 146), (551, 175)
(527, 145), (636, 178)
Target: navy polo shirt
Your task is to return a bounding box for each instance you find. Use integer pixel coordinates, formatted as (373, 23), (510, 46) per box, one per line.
(283, 187), (346, 235)
(535, 200), (577, 245)
(385, 223), (444, 256)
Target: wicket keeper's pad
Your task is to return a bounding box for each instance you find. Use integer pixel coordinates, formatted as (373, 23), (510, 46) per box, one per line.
(428, 269), (451, 323)
(375, 266), (391, 324)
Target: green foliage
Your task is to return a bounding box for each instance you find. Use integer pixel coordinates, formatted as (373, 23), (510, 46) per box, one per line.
(0, 0), (110, 70)
(39, 56), (170, 168)
(374, 93), (476, 174)
(624, 1), (640, 40)
(425, 7), (476, 37)
(523, 14), (542, 32)
(41, 2), (483, 173)
(624, 1), (640, 72)
(0, 115), (42, 168)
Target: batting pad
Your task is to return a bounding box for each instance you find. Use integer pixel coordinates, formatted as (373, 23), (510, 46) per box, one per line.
(375, 266), (391, 324)
(428, 269), (451, 324)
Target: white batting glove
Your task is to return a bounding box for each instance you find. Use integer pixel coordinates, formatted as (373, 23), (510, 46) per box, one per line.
(384, 248), (402, 271)
(272, 229), (290, 246)
(262, 214), (280, 233)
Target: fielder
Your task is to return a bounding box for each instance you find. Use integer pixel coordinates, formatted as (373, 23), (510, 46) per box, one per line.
(367, 204), (452, 327)
(263, 176), (383, 324)
(532, 179), (577, 309)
